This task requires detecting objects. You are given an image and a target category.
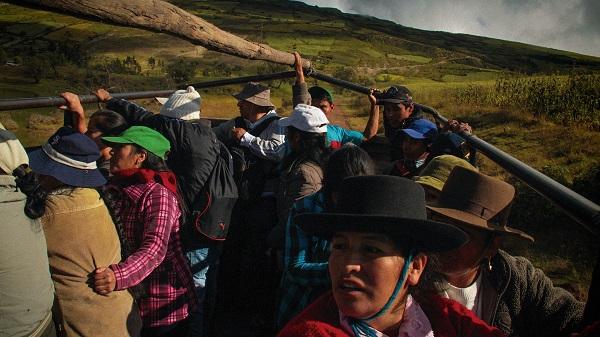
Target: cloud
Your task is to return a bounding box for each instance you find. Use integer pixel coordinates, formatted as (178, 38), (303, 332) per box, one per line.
(299, 0), (600, 57)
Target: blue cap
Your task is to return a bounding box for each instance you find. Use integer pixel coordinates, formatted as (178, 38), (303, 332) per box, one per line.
(401, 119), (438, 141)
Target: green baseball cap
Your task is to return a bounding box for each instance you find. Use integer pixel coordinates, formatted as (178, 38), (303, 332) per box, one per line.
(102, 126), (171, 160)
(308, 86), (334, 104)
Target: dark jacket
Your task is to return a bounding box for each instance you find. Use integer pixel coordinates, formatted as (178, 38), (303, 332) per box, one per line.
(106, 98), (219, 216)
(384, 107), (426, 161)
(481, 250), (584, 337)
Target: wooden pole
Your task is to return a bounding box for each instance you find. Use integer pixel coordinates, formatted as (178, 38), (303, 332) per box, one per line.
(6, 0), (311, 68)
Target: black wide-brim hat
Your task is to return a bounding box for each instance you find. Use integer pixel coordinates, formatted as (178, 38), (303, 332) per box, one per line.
(296, 175), (468, 253)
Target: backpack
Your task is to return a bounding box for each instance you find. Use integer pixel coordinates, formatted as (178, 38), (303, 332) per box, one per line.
(228, 115), (281, 202)
(193, 140), (239, 240)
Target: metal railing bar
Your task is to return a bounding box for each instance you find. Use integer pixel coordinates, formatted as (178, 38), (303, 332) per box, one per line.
(307, 69), (600, 235)
(1, 69), (598, 234)
(0, 71), (298, 111)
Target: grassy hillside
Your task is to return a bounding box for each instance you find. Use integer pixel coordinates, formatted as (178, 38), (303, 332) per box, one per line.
(0, 0), (599, 299)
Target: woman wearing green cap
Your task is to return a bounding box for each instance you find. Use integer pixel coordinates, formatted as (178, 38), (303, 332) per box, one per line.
(277, 175), (504, 337)
(93, 126), (197, 337)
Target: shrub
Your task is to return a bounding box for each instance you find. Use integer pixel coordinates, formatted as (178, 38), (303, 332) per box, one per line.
(165, 59), (197, 85)
(23, 55), (52, 83)
(451, 73), (600, 129)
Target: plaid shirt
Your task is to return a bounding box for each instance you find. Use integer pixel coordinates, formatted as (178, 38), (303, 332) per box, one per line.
(276, 191), (331, 328)
(110, 181), (196, 327)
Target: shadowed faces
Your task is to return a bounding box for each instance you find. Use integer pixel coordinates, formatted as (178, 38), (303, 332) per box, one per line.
(431, 216), (502, 287)
(384, 103), (413, 128)
(312, 97), (335, 116)
(109, 144), (146, 174)
(402, 135), (429, 160)
(237, 99), (257, 121)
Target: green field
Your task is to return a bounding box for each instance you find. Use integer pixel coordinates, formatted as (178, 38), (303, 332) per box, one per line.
(0, 0), (599, 301)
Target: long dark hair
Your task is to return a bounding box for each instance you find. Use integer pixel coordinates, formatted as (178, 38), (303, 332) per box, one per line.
(281, 126), (329, 172)
(99, 143), (187, 236)
(13, 165), (47, 219)
(323, 145), (375, 210)
(99, 143), (173, 251)
(133, 145), (188, 217)
(98, 180), (147, 300)
(88, 110), (128, 136)
(410, 253), (446, 301)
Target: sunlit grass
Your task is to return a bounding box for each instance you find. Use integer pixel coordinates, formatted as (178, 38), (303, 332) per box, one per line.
(387, 53), (431, 64)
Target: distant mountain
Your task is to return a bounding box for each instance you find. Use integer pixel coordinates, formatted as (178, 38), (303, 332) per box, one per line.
(170, 0), (600, 74)
(1, 0), (599, 95)
(277, 0), (600, 72)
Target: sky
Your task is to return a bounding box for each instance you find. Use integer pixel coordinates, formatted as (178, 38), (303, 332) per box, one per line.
(299, 0), (600, 57)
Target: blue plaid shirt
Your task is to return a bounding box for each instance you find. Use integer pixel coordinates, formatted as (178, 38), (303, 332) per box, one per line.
(276, 191), (331, 329)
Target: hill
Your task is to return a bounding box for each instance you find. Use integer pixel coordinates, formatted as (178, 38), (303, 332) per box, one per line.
(1, 0), (600, 95)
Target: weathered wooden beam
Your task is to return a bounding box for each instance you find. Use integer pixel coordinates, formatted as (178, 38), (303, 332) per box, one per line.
(5, 0), (311, 68)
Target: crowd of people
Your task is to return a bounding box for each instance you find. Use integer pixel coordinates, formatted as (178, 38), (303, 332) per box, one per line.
(0, 52), (593, 337)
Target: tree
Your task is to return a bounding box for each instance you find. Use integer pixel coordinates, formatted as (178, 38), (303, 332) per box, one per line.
(333, 67), (359, 93)
(165, 59), (196, 84)
(24, 56), (52, 83)
(148, 56), (156, 69)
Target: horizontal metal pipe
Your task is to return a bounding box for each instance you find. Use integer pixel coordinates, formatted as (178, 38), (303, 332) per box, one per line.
(465, 133), (600, 235)
(0, 90), (176, 110)
(0, 71), (297, 111)
(308, 69), (373, 95)
(187, 71), (297, 89)
(308, 70), (600, 235)
(1, 69), (598, 234)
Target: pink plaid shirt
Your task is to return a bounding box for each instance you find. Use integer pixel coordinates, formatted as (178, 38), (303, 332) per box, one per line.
(110, 181), (196, 327)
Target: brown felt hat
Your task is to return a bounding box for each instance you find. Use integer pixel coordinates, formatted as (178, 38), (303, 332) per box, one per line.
(233, 82), (274, 108)
(427, 166), (534, 242)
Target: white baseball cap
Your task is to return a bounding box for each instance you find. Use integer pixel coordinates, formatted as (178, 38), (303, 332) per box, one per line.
(279, 104), (329, 133)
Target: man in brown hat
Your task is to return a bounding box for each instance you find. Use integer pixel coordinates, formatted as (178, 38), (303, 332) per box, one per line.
(213, 82), (286, 161)
(428, 166), (584, 337)
(211, 83), (286, 335)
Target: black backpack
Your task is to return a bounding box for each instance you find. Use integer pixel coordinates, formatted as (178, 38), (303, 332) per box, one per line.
(227, 115), (280, 202)
(193, 140), (239, 240)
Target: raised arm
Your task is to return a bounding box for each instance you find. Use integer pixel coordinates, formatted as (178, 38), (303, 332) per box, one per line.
(292, 52), (311, 107)
(59, 92), (87, 133)
(94, 185), (181, 293)
(240, 120), (287, 161)
(95, 88), (155, 123)
(362, 89), (380, 141)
